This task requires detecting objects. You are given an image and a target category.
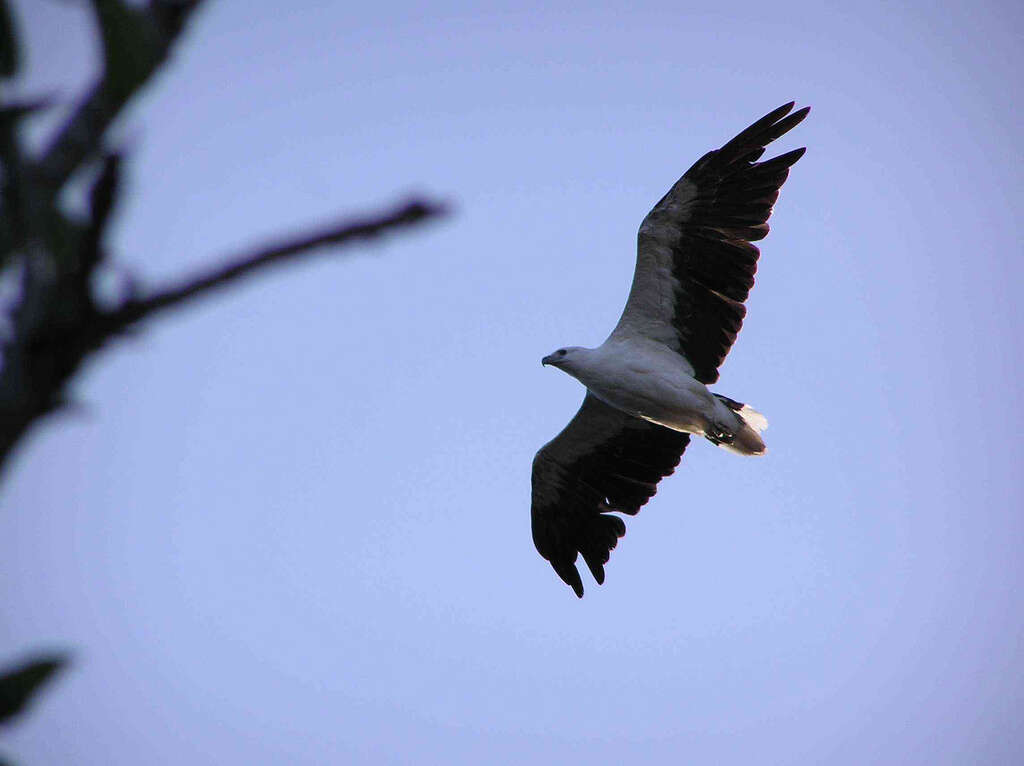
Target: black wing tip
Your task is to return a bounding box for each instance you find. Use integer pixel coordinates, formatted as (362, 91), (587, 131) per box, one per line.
(779, 107), (811, 134)
(551, 555), (606, 598)
(751, 101), (800, 132)
(770, 101), (810, 118)
(552, 559), (585, 597)
(778, 146), (808, 164)
(707, 102), (810, 172)
(582, 553), (607, 585)
(775, 100), (796, 115)
(760, 104), (810, 142)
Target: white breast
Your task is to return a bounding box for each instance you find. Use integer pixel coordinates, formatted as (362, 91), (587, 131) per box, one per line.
(572, 342), (715, 433)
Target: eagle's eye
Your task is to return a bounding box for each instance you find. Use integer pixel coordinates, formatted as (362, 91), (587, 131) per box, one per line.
(557, 349), (567, 356)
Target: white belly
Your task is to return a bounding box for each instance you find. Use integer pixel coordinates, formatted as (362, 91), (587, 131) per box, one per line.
(576, 343), (717, 434)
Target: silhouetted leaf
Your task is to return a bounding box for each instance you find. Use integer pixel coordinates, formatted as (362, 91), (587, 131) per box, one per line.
(89, 0), (160, 96)
(0, 654), (69, 724)
(0, 0), (18, 77)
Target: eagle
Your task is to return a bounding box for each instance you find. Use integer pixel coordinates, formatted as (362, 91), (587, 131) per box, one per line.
(532, 102), (809, 597)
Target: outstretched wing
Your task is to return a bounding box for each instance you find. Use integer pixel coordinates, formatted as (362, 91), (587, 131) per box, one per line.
(531, 394), (691, 597)
(610, 102), (809, 383)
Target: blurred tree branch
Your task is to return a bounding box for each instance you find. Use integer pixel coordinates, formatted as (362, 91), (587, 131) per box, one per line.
(0, 653), (69, 765)
(0, 0), (449, 478)
(0, 653), (68, 725)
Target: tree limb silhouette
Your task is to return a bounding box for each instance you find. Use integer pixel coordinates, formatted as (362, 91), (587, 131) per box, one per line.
(0, 195), (447, 475)
(0, 653), (69, 724)
(108, 198), (446, 324)
(0, 0), (449, 476)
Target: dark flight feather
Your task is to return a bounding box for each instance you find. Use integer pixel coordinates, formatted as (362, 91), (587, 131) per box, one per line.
(531, 395), (690, 596)
(621, 102), (809, 382)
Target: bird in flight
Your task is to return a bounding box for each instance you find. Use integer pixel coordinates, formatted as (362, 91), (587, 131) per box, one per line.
(532, 102), (809, 597)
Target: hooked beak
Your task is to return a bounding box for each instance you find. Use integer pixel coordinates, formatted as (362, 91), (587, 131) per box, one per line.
(541, 354), (556, 367)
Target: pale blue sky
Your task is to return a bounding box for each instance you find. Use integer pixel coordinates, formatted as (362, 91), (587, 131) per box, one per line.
(3, 0), (1022, 763)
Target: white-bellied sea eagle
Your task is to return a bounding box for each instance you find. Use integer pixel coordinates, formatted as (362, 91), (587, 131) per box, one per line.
(532, 102), (809, 597)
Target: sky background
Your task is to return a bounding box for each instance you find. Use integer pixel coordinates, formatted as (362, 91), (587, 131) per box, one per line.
(3, 0), (1022, 763)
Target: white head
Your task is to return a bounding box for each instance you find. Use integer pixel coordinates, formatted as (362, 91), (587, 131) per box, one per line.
(541, 346), (589, 372)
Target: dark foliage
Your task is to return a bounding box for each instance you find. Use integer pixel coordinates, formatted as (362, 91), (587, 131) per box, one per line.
(0, 1), (448, 750)
(0, 0), (448, 477)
